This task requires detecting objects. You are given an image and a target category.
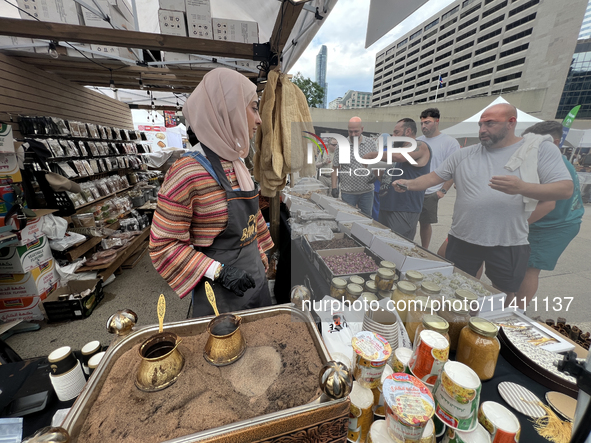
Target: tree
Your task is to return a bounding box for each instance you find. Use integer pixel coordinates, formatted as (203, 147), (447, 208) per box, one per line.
(291, 72), (325, 108)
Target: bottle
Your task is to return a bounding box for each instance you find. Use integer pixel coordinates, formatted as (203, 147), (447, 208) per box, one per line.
(456, 317), (500, 381)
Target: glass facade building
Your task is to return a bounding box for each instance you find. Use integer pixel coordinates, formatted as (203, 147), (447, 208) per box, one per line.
(557, 40), (591, 119)
(315, 45), (328, 108)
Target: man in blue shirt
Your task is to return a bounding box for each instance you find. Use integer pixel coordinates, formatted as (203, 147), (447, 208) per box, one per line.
(516, 121), (584, 307)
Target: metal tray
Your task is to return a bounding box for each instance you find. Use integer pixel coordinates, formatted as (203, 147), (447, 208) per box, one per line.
(62, 305), (347, 442)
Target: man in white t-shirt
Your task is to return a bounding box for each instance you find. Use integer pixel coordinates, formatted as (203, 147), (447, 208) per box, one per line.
(391, 104), (573, 303)
(417, 108), (460, 249)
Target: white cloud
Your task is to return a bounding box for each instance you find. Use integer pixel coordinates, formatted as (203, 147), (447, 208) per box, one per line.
(289, 0), (455, 103)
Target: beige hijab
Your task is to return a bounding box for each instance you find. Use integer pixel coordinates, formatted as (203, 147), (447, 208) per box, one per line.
(183, 68), (257, 191)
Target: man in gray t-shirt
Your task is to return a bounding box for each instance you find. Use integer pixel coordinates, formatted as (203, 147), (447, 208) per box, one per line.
(390, 104), (573, 302)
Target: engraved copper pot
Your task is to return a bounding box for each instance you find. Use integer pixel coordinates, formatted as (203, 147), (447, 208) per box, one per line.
(135, 331), (184, 392)
(204, 313), (246, 366)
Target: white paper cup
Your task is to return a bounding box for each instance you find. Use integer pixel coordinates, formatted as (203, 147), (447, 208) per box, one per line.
(49, 361), (86, 401)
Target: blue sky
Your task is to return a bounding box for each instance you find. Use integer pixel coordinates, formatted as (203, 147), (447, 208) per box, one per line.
(289, 0), (455, 103)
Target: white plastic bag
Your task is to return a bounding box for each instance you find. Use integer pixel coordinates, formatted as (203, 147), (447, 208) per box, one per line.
(49, 232), (87, 251)
(41, 214), (68, 240)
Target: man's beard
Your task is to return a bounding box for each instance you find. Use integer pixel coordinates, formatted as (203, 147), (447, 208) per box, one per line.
(480, 125), (509, 148)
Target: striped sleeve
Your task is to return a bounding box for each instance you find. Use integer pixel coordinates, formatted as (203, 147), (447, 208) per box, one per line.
(256, 209), (274, 253)
(149, 158), (215, 299)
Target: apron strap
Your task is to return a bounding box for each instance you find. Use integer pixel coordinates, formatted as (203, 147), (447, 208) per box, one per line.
(181, 150), (222, 188)
(201, 145), (234, 192)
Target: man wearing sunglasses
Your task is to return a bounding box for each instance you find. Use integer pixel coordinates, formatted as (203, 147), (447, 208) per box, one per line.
(392, 103), (573, 307)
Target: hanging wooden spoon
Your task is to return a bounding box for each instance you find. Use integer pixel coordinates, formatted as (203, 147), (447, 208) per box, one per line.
(158, 293), (166, 334)
(205, 281), (220, 316)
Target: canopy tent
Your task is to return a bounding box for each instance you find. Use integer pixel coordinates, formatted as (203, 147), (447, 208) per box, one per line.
(441, 96), (586, 147)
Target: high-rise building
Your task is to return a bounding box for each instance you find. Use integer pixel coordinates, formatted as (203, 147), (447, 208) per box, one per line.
(557, 39), (591, 119)
(372, 0), (587, 119)
(315, 45), (328, 108)
(580, 0), (591, 39)
(336, 90), (373, 109)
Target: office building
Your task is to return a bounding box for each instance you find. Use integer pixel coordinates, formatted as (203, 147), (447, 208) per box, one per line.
(557, 39), (591, 119)
(331, 90), (372, 109)
(580, 0), (591, 39)
(315, 45), (328, 108)
(372, 0), (587, 119)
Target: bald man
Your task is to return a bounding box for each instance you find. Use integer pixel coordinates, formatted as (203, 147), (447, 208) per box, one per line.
(392, 103), (573, 303)
(331, 117), (377, 216)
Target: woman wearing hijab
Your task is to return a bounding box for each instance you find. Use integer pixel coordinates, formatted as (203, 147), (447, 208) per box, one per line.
(149, 68), (273, 317)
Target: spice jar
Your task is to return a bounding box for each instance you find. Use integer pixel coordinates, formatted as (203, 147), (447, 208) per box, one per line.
(375, 268), (396, 291)
(330, 277), (347, 299)
(349, 275), (365, 287)
(417, 282), (441, 299)
(380, 261), (396, 271)
(414, 314), (450, 346)
(456, 317), (500, 381)
(346, 283), (364, 303)
(365, 280), (378, 294)
(438, 299), (470, 352)
(455, 289), (479, 316)
(378, 289), (394, 300)
(405, 270), (424, 285)
(391, 281), (417, 323)
(405, 296), (433, 343)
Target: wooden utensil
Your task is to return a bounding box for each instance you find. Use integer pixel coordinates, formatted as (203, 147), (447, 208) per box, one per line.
(158, 294), (166, 334)
(205, 282), (220, 316)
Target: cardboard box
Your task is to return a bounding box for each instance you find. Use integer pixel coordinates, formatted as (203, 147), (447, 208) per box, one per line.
(370, 237), (453, 274)
(212, 18), (258, 43)
(0, 152), (23, 185)
(158, 9), (187, 36)
(15, 217), (43, 246)
(160, 0), (185, 11)
(334, 211), (369, 223)
(337, 219), (373, 236)
(0, 235), (53, 274)
(0, 296), (44, 322)
(17, 0), (81, 24)
(186, 0), (212, 39)
(0, 37), (37, 53)
(350, 222), (394, 247)
(315, 247), (382, 286)
(0, 259), (58, 299)
(43, 279), (104, 322)
(301, 233), (362, 263)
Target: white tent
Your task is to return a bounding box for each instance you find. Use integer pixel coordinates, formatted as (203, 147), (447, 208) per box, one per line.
(442, 96), (585, 147)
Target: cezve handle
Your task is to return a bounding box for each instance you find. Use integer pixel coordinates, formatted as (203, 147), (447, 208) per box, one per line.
(205, 281), (220, 317)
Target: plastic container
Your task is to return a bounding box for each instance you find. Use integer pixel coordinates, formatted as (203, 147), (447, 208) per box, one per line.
(456, 318), (500, 381)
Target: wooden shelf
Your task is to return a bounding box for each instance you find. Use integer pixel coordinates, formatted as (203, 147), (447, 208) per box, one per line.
(75, 227), (150, 280)
(72, 186), (133, 213)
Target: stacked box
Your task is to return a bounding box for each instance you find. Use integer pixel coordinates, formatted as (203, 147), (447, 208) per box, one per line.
(0, 235), (53, 273)
(17, 0), (81, 25)
(158, 9), (187, 36)
(212, 18), (258, 43)
(186, 0), (212, 39)
(44, 279), (104, 322)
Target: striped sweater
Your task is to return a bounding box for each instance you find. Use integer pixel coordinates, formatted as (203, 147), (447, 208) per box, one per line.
(149, 156), (274, 298)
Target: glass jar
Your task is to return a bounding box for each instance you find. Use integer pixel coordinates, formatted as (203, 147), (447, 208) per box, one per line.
(391, 281), (417, 323)
(349, 275), (365, 287)
(456, 317), (500, 381)
(364, 280), (378, 294)
(380, 261), (396, 272)
(406, 270), (424, 285)
(369, 274), (376, 282)
(417, 282), (441, 299)
(330, 277), (347, 299)
(455, 289), (479, 316)
(405, 296), (432, 343)
(375, 268), (396, 292)
(378, 289), (394, 300)
(345, 283), (363, 303)
(438, 300), (470, 352)
(414, 314), (450, 346)
(360, 292), (379, 304)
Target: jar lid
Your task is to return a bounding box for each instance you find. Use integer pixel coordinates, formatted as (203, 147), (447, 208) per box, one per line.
(422, 314), (449, 334)
(378, 290), (393, 298)
(455, 289), (478, 301)
(406, 270), (424, 282)
(414, 296), (430, 311)
(397, 281), (417, 295)
(349, 275), (365, 286)
(332, 277), (347, 289)
(380, 261), (396, 270)
(360, 292), (379, 302)
(365, 281), (378, 293)
(347, 283), (364, 296)
(377, 268), (395, 279)
(468, 317), (498, 337)
(420, 282), (441, 295)
(369, 274), (376, 281)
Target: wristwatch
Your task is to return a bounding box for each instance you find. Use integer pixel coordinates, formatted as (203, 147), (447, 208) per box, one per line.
(440, 189), (447, 195)
(214, 264), (224, 280)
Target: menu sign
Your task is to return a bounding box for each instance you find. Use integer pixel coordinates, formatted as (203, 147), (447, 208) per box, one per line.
(138, 125), (168, 150)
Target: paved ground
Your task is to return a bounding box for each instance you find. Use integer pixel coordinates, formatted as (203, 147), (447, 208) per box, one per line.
(6, 189), (591, 359)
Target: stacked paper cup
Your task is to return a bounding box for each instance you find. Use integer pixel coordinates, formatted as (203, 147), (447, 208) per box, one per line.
(362, 308), (399, 350)
(48, 346), (87, 402)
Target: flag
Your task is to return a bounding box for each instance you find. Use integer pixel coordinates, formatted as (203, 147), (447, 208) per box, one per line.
(558, 105), (581, 149)
(438, 75), (444, 88)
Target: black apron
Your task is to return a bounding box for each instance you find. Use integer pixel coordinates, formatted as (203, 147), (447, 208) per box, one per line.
(185, 146), (271, 318)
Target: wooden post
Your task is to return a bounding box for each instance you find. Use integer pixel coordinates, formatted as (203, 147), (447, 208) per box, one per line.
(269, 192), (281, 252)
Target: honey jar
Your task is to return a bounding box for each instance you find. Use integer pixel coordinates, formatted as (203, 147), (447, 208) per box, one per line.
(456, 317), (500, 381)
